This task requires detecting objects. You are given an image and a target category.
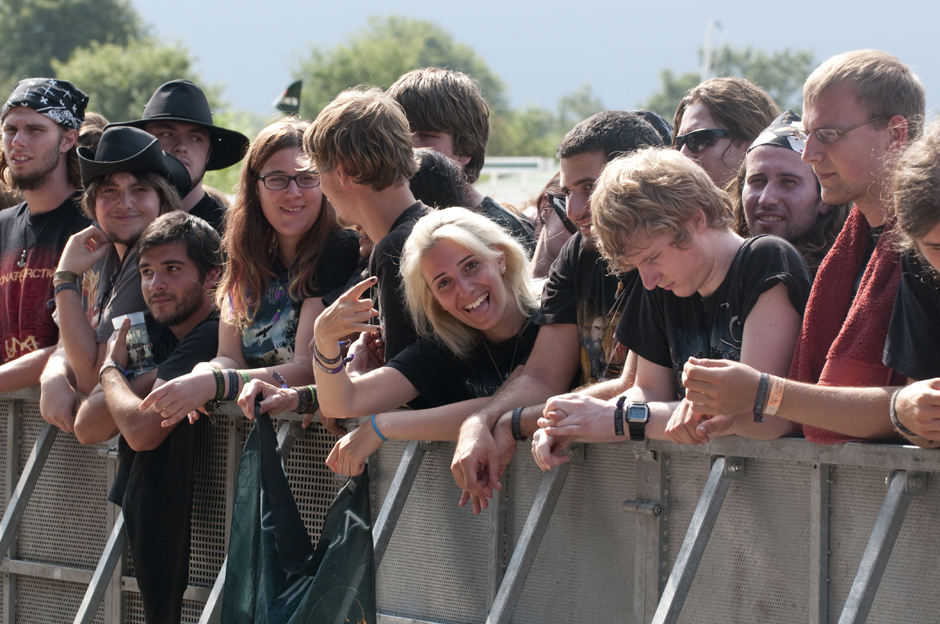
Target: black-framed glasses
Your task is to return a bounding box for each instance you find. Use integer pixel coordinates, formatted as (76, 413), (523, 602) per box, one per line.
(802, 116), (886, 144)
(257, 172), (321, 190)
(675, 128), (734, 154)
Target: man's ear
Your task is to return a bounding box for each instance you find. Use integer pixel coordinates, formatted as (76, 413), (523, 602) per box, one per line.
(887, 114), (910, 152)
(204, 267), (221, 290)
(60, 128), (78, 153)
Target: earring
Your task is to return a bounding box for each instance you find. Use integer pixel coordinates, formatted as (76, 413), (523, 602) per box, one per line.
(500, 266), (506, 273)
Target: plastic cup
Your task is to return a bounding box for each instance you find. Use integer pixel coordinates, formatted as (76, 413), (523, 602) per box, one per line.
(112, 312), (155, 376)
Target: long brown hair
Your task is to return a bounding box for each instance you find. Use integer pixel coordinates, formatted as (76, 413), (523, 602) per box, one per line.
(217, 118), (341, 328)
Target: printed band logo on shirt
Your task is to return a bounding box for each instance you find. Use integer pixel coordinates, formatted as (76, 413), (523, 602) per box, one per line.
(0, 267), (55, 286)
(5, 335), (39, 360)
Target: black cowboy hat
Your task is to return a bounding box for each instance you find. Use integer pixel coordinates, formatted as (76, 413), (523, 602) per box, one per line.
(109, 80), (249, 171)
(78, 126), (193, 200)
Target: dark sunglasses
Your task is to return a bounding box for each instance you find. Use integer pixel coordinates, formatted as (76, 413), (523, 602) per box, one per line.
(545, 193), (577, 234)
(675, 128), (734, 154)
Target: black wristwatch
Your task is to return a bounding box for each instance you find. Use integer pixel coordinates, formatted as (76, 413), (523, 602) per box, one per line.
(626, 401), (650, 442)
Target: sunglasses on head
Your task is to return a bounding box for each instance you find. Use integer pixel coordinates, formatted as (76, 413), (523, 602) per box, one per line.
(675, 128), (734, 154)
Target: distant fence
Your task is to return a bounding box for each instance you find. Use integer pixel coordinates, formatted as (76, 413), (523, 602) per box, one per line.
(0, 385), (938, 623)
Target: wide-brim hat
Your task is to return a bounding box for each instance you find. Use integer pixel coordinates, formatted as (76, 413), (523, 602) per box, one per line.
(78, 126), (192, 200)
(109, 80), (249, 171)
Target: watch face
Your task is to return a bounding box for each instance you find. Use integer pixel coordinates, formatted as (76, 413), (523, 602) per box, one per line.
(626, 404), (649, 424)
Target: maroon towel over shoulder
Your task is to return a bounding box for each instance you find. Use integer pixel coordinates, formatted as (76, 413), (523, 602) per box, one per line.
(788, 207), (905, 444)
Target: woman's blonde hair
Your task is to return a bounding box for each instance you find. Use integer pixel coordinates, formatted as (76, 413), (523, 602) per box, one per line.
(400, 208), (540, 359)
(592, 147), (733, 270)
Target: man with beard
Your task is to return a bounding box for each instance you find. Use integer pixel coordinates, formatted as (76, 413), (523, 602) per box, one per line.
(450, 111), (662, 513)
(110, 80), (249, 232)
(38, 126), (190, 432)
(730, 110), (849, 277)
(74, 211), (221, 624)
(0, 78), (92, 391)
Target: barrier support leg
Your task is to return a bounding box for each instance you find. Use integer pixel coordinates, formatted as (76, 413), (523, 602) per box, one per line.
(651, 456), (745, 624)
(486, 460), (573, 624)
(373, 440), (432, 568)
(837, 470), (925, 624)
(73, 512), (126, 624)
(0, 421), (57, 561)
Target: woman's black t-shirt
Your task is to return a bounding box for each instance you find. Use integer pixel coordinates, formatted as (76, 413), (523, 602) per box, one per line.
(386, 314), (540, 407)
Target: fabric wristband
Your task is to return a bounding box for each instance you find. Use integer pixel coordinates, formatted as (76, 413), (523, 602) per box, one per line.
(614, 395), (626, 436)
(238, 370), (250, 386)
(224, 369), (240, 401)
(314, 342), (342, 365)
(99, 361), (129, 384)
(889, 388), (926, 440)
(511, 407), (526, 441)
(371, 414), (388, 442)
(53, 270), (80, 286)
(212, 369), (226, 401)
(753, 373), (770, 422)
(54, 282), (80, 296)
(316, 353), (353, 374)
(764, 376), (786, 417)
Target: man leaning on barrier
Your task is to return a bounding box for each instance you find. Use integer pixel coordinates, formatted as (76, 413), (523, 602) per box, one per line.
(0, 78), (92, 392)
(682, 50), (925, 445)
(451, 111), (663, 513)
(75, 212), (222, 624)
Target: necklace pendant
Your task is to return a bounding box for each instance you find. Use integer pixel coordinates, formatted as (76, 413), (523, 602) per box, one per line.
(17, 250), (26, 268)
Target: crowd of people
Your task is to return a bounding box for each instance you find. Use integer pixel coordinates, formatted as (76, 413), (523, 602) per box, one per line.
(0, 48), (938, 621)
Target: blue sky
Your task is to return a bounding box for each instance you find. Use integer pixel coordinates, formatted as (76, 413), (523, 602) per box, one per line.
(132, 0), (939, 120)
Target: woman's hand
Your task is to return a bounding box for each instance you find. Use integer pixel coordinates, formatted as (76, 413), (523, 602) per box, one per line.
(236, 379), (297, 420)
(57, 225), (111, 275)
(325, 418), (385, 476)
(139, 369), (216, 426)
(682, 357), (761, 416)
(312, 277), (380, 360)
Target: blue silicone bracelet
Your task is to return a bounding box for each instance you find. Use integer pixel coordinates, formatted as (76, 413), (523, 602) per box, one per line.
(371, 414), (388, 442)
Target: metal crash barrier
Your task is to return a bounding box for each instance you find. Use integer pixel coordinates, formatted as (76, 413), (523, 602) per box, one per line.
(1, 386), (939, 623)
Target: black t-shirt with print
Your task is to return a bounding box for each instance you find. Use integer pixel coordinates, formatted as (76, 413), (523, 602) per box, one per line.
(368, 202), (431, 362)
(616, 235), (811, 398)
(386, 314), (540, 408)
(533, 232), (636, 386)
(0, 193), (91, 363)
(108, 313), (220, 624)
(884, 251), (940, 381)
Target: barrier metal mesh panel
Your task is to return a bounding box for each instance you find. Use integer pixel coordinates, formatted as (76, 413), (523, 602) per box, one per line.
(124, 591), (205, 624)
(188, 418), (232, 588)
(376, 442), (492, 624)
(828, 465), (940, 623)
(17, 576), (103, 623)
(370, 439), (407, 517)
(666, 454), (812, 623)
(283, 420), (345, 540)
(511, 444), (639, 624)
(828, 465), (884, 621)
(16, 406), (108, 569)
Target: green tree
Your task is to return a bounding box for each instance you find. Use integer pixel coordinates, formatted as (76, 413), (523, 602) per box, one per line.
(294, 15), (507, 118)
(0, 0), (143, 88)
(52, 38), (216, 123)
(639, 45), (816, 120)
